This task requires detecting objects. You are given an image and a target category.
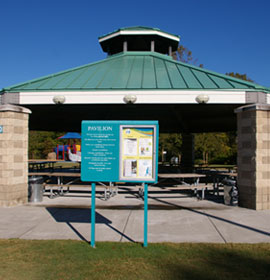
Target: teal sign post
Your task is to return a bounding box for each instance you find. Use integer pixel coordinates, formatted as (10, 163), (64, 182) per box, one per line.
(81, 121), (159, 248)
(0, 125), (3, 134)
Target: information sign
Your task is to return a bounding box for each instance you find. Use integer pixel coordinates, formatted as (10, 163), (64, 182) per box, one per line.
(0, 125), (2, 134)
(81, 120), (158, 248)
(81, 121), (158, 183)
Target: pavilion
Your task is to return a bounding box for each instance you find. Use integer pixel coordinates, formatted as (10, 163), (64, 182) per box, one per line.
(0, 26), (270, 209)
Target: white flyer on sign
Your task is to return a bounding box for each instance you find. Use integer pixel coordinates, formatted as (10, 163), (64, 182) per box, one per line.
(138, 159), (152, 177)
(139, 138), (152, 156)
(123, 159), (137, 177)
(123, 138), (137, 156)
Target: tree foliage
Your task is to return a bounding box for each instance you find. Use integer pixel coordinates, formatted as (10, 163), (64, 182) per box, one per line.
(159, 131), (237, 166)
(172, 45), (203, 67)
(159, 133), (182, 162)
(226, 72), (253, 82)
(194, 132), (236, 165)
(29, 131), (66, 159)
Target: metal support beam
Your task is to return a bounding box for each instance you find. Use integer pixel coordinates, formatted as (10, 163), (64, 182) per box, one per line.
(143, 183), (148, 247)
(123, 41), (128, 52)
(91, 182), (96, 247)
(151, 41), (155, 52)
(169, 46), (172, 56)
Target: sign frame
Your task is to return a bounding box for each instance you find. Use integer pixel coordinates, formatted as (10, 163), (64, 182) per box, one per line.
(119, 124), (158, 183)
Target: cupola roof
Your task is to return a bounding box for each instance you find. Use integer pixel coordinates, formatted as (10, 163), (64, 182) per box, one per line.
(98, 26), (180, 56)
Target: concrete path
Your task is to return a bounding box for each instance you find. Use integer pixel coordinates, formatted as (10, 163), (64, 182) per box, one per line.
(0, 186), (269, 243)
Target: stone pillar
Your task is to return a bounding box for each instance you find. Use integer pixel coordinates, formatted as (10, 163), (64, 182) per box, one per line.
(235, 104), (270, 210)
(0, 104), (31, 207)
(181, 133), (194, 172)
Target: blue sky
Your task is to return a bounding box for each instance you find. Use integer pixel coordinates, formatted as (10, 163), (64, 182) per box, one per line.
(0, 0), (269, 89)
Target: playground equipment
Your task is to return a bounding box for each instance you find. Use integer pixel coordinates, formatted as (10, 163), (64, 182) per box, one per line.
(68, 148), (81, 162)
(54, 145), (69, 160)
(55, 132), (81, 161)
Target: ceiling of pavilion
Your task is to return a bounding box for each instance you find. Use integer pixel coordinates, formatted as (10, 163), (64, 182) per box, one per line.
(25, 103), (238, 133)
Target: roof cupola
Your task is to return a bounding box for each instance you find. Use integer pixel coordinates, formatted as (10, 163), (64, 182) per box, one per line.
(98, 26), (180, 56)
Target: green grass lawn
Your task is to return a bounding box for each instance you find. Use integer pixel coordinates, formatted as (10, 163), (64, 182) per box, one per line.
(1, 240), (270, 280)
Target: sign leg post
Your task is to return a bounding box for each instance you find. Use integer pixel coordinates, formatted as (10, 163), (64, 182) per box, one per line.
(143, 183), (148, 247)
(91, 182), (96, 248)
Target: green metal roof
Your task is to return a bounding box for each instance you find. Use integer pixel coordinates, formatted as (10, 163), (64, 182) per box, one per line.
(1, 52), (268, 93)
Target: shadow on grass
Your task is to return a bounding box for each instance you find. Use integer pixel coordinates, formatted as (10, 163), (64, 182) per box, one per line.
(154, 244), (270, 280)
(46, 207), (135, 243)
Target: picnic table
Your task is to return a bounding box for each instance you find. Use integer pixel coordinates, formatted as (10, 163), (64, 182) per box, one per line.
(28, 171), (117, 200)
(28, 160), (63, 171)
(154, 173), (207, 199)
(212, 172), (237, 196)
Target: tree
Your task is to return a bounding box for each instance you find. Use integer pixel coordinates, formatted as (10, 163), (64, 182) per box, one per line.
(195, 132), (236, 165)
(172, 45), (203, 67)
(226, 72), (253, 82)
(159, 133), (182, 163)
(29, 131), (65, 159)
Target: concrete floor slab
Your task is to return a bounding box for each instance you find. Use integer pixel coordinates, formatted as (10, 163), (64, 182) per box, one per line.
(0, 186), (269, 244)
(123, 209), (224, 243)
(204, 208), (270, 243)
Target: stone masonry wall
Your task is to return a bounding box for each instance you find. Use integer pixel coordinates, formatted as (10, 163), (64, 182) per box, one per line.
(236, 104), (270, 210)
(255, 110), (270, 210)
(0, 105), (31, 207)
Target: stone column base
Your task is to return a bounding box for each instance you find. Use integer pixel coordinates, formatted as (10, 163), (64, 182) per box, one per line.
(235, 104), (270, 210)
(0, 104), (31, 207)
